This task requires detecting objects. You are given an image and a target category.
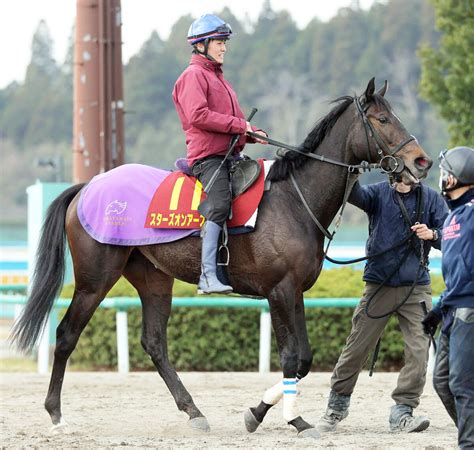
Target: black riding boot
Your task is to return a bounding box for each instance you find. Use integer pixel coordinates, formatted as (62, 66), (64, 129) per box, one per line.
(197, 221), (233, 295)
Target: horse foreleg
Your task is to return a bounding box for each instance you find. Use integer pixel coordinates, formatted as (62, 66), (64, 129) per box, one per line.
(124, 252), (209, 432)
(244, 294), (314, 434)
(246, 283), (319, 438)
(244, 378), (284, 433)
(295, 294), (313, 379)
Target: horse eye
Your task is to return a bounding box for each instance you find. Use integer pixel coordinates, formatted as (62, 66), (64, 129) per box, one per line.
(378, 116), (388, 124)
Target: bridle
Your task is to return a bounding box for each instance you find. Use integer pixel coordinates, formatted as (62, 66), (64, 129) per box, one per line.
(354, 96), (415, 175)
(246, 95), (419, 239)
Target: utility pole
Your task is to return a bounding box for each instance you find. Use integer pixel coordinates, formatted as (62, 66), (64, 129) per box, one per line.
(73, 0), (125, 183)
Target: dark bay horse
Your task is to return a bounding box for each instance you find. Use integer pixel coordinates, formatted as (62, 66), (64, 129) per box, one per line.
(11, 78), (432, 438)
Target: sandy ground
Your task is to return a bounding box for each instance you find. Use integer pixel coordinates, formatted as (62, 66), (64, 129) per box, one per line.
(0, 371), (457, 449)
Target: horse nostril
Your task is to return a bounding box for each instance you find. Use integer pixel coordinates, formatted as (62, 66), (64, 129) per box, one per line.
(415, 157), (432, 170)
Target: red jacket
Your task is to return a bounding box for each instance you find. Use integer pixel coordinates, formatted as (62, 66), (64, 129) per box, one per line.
(172, 55), (256, 167)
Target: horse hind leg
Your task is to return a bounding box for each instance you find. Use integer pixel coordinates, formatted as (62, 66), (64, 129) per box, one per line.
(124, 250), (209, 432)
(45, 243), (131, 431)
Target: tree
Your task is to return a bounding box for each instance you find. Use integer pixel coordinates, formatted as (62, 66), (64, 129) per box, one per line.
(26, 20), (59, 82)
(0, 20), (71, 145)
(419, 0), (474, 145)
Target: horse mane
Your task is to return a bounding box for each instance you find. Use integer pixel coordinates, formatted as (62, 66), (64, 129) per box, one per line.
(267, 95), (355, 181)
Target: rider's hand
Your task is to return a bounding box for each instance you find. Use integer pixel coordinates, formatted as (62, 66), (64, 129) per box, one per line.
(246, 123), (268, 145)
(411, 223), (435, 241)
(421, 310), (441, 336)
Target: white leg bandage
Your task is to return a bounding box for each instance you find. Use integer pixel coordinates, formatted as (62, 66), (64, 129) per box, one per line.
(262, 377), (301, 406)
(262, 380), (283, 405)
(282, 378), (299, 421)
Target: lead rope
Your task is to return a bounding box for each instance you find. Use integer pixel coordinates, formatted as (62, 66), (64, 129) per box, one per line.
(289, 172), (334, 240)
(289, 168), (359, 246)
(319, 170), (360, 272)
(366, 187), (426, 376)
(364, 186), (425, 320)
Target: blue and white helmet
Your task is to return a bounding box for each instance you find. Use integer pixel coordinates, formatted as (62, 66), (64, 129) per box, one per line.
(187, 14), (232, 45)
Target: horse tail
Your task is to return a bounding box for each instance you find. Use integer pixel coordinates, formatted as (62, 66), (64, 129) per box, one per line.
(10, 183), (85, 352)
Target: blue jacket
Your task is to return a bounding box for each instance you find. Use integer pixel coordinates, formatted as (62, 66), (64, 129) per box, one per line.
(436, 188), (474, 311)
(349, 181), (448, 286)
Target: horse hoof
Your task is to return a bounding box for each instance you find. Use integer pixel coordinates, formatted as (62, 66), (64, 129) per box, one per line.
(188, 416), (210, 432)
(244, 408), (261, 433)
(50, 419), (69, 434)
(297, 427), (321, 439)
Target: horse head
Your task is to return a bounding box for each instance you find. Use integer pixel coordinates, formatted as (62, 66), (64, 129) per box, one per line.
(353, 77), (432, 184)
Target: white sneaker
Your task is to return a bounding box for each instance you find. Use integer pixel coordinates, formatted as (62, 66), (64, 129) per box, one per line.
(317, 410), (349, 432)
(390, 414), (430, 433)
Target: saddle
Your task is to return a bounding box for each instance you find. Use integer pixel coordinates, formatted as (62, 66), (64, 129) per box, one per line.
(175, 157), (261, 198)
(77, 161), (271, 246)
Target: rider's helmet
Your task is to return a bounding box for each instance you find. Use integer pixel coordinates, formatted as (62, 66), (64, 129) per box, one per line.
(187, 14), (232, 46)
(439, 146), (474, 193)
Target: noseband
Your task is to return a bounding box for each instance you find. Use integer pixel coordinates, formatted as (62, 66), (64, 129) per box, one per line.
(354, 96), (415, 174)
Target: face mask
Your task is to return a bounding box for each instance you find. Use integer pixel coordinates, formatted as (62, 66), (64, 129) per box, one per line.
(439, 167), (449, 192)
(439, 167), (460, 199)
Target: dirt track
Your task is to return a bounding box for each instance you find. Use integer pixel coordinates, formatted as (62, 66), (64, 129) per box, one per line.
(1, 371), (457, 449)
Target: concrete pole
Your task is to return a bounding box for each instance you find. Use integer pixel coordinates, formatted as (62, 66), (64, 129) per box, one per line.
(73, 0), (124, 183)
(37, 316), (51, 375)
(259, 310), (272, 373)
(110, 0), (125, 167)
(73, 0), (101, 182)
(116, 310), (129, 373)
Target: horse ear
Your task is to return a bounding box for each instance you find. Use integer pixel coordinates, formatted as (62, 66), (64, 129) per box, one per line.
(377, 80), (388, 97)
(362, 77), (376, 103)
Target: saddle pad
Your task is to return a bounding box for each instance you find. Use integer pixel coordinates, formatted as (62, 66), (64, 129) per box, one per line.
(145, 159), (266, 229)
(77, 161), (272, 246)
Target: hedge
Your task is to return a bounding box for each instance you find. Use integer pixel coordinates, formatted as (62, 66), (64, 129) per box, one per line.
(58, 268), (445, 371)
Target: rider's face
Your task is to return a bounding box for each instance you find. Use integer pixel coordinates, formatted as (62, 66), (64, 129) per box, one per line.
(207, 39), (227, 64)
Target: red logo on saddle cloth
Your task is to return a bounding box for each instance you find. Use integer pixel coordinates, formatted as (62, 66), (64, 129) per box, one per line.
(145, 159), (266, 229)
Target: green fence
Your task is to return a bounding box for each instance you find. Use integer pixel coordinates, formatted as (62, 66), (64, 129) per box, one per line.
(1, 294), (439, 374)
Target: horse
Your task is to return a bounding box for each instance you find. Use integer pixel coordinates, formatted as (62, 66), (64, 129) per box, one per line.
(11, 78), (432, 439)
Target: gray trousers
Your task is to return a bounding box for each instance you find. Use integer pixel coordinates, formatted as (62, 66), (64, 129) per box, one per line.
(192, 156), (231, 226)
(331, 282), (431, 408)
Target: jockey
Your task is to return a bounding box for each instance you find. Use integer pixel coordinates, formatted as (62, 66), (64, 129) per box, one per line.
(423, 146), (474, 448)
(172, 14), (267, 295)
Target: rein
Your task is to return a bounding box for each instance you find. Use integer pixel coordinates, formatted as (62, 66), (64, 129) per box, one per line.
(246, 132), (380, 172)
(247, 95), (416, 242)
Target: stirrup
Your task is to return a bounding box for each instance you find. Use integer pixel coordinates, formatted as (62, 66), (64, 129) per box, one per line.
(217, 223), (230, 266)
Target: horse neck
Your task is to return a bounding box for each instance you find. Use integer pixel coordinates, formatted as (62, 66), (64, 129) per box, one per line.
(291, 112), (356, 231)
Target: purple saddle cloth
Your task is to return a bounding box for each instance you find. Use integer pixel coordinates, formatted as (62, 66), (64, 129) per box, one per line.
(78, 164), (196, 245)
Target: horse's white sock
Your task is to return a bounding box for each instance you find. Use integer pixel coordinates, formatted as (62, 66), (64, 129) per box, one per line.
(262, 377), (301, 406)
(262, 380), (283, 405)
(282, 377), (299, 421)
